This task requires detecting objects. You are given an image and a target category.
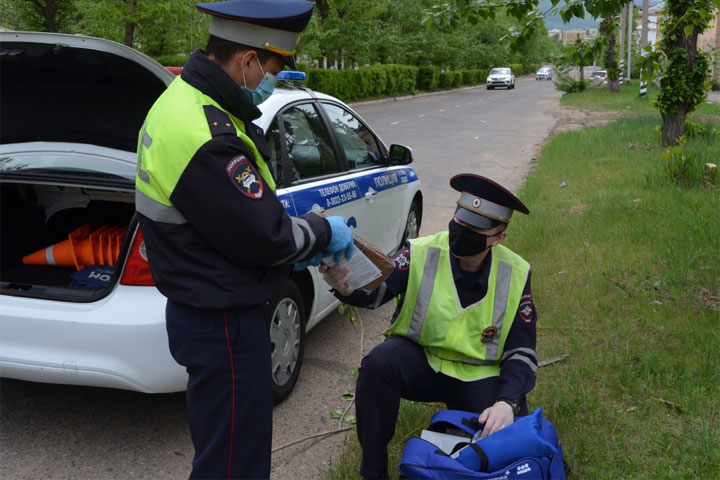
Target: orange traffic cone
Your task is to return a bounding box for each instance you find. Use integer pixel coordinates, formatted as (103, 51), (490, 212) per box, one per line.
(23, 224), (91, 270)
(91, 225), (110, 265)
(102, 226), (120, 266)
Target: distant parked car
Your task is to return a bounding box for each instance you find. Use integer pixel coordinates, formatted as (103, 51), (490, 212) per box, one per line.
(486, 67), (515, 90)
(591, 70), (608, 85)
(536, 67), (552, 81)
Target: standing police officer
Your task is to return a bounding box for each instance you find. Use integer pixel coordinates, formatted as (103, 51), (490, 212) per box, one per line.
(322, 174), (538, 479)
(135, 1), (353, 478)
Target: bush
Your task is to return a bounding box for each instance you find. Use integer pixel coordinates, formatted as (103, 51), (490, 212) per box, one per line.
(416, 66), (439, 91)
(508, 63), (523, 75)
(154, 54), (190, 67)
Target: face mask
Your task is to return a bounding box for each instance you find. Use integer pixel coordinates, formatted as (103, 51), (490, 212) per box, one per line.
(242, 57), (276, 105)
(448, 220), (490, 257)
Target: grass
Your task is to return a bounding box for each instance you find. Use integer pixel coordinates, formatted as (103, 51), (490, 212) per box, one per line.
(322, 86), (720, 479)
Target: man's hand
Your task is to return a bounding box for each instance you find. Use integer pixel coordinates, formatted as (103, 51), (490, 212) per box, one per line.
(319, 262), (353, 296)
(477, 401), (514, 439)
(324, 216), (354, 262)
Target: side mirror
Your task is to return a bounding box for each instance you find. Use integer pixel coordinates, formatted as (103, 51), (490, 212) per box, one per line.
(389, 144), (413, 165)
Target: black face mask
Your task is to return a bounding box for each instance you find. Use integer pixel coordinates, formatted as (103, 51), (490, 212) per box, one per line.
(448, 220), (490, 257)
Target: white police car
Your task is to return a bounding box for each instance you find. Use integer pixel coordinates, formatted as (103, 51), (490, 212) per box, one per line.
(0, 32), (423, 402)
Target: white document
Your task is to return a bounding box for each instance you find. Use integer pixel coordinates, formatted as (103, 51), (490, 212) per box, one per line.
(420, 430), (472, 455)
(323, 247), (382, 291)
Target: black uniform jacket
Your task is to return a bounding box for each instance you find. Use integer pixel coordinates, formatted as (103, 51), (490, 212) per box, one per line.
(138, 50), (330, 309)
(335, 242), (538, 404)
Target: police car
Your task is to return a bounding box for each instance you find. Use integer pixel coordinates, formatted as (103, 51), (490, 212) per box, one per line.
(0, 32), (423, 402)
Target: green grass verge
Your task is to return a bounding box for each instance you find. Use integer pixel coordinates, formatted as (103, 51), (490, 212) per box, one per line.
(322, 87), (720, 480)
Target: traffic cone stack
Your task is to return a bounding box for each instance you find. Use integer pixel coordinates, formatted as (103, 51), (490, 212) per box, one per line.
(23, 224), (127, 271)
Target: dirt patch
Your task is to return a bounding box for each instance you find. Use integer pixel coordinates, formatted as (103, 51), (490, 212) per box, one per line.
(549, 106), (620, 136)
(568, 202), (587, 214)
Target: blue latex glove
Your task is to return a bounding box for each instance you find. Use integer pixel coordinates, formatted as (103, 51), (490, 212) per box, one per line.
(325, 216), (354, 263)
(293, 251), (324, 271)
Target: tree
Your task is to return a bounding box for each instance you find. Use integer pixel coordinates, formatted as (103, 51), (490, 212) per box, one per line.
(70, 0), (208, 59)
(713, 11), (720, 87)
(641, 0), (719, 145)
(565, 37), (602, 81)
(0, 0), (76, 32)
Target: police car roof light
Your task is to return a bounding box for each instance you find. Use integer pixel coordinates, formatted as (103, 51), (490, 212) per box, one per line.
(277, 71), (306, 81)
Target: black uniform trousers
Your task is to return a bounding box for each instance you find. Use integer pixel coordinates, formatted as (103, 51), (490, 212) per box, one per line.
(166, 300), (272, 480)
(355, 335), (501, 479)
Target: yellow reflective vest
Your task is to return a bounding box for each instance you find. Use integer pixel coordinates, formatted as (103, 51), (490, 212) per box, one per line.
(385, 232), (530, 381)
(135, 76), (275, 224)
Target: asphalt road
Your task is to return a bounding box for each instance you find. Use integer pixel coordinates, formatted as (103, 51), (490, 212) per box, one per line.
(0, 75), (563, 480)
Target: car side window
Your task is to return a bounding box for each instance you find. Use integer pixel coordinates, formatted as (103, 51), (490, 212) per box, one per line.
(321, 102), (382, 170)
(277, 103), (338, 182)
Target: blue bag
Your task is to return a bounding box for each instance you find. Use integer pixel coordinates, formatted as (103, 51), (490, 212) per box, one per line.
(398, 408), (567, 480)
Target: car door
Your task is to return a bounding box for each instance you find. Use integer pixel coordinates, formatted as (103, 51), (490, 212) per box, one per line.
(318, 101), (406, 254)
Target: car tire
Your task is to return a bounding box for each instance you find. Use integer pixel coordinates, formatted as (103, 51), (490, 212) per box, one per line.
(267, 279), (306, 404)
(487, 86), (493, 90)
(400, 200), (421, 247)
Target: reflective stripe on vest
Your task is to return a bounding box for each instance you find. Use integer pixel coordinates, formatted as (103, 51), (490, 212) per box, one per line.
(385, 232), (529, 381)
(135, 77), (274, 224)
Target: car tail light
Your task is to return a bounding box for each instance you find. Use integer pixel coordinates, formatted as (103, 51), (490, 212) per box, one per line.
(120, 226), (155, 286)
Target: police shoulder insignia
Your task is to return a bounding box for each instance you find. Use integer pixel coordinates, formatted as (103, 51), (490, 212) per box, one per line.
(226, 154), (263, 199)
(392, 249), (410, 270)
(519, 294), (535, 323)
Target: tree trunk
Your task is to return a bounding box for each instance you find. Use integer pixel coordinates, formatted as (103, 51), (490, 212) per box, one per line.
(660, 10), (700, 146)
(714, 14), (720, 85)
(604, 19), (620, 93)
(123, 0), (137, 47)
(44, 0), (57, 31)
(661, 110), (688, 146)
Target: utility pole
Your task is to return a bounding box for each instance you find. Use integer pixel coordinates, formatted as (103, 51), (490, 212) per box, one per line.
(640, 0), (649, 97)
(627, 1), (633, 80)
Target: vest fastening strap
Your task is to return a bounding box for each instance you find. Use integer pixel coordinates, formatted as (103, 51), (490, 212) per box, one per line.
(407, 246), (442, 343)
(135, 189), (187, 224)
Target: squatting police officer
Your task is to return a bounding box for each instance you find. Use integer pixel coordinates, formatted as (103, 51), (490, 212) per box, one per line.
(134, 1), (354, 478)
(322, 174), (539, 480)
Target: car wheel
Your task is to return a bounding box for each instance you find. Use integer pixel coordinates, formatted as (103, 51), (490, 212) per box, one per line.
(487, 86), (493, 90)
(267, 279), (305, 404)
(400, 201), (421, 246)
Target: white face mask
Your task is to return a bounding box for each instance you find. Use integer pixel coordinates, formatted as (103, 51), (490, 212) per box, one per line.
(242, 57), (277, 105)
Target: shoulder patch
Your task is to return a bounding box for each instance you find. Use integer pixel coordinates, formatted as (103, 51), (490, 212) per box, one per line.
(518, 294), (535, 323)
(226, 155), (263, 199)
(392, 248), (410, 271)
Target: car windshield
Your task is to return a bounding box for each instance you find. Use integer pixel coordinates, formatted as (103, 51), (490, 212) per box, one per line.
(539, 68), (550, 73)
(491, 68), (510, 75)
(592, 71), (606, 77)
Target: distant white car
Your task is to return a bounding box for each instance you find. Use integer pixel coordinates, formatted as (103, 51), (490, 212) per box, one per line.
(591, 70), (608, 85)
(486, 67), (515, 90)
(0, 31), (423, 403)
(536, 67), (552, 81)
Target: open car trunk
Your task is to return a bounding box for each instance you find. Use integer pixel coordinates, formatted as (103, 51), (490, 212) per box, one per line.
(0, 31), (173, 301)
(0, 181), (136, 300)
